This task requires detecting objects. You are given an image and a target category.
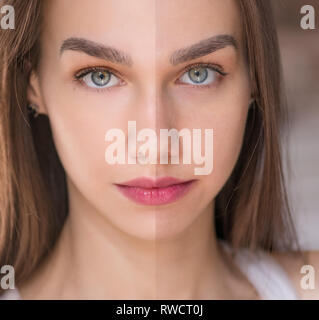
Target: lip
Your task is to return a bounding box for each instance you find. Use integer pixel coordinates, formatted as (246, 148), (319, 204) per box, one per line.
(114, 177), (197, 206)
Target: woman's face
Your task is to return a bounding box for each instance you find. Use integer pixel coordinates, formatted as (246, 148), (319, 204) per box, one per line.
(30, 0), (251, 240)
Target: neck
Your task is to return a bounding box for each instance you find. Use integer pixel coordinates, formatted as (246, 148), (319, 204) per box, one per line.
(20, 183), (235, 299)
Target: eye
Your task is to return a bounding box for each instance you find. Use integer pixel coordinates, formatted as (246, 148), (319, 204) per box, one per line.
(178, 65), (225, 86)
(76, 68), (122, 89)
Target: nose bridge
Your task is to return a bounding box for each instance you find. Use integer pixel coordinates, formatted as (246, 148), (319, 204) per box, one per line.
(129, 23), (175, 132)
(127, 78), (179, 166)
(156, 89), (175, 133)
(126, 27), (180, 165)
(134, 85), (157, 130)
(133, 72), (175, 132)
(156, 87), (182, 166)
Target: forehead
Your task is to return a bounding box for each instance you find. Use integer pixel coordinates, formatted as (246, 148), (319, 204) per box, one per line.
(43, 0), (242, 60)
(156, 0), (241, 50)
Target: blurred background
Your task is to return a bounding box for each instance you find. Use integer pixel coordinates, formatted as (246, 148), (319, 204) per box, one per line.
(271, 0), (319, 250)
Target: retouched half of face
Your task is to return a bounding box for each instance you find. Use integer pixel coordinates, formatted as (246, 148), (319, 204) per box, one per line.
(30, 0), (251, 240)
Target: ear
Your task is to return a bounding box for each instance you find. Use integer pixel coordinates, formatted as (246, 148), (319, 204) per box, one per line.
(27, 71), (47, 115)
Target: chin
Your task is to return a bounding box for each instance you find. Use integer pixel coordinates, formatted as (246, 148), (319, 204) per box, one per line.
(105, 206), (198, 242)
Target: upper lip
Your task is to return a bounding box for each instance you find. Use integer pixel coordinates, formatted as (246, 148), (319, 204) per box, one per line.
(115, 177), (195, 189)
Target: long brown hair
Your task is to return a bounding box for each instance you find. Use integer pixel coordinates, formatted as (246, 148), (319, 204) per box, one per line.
(0, 0), (299, 293)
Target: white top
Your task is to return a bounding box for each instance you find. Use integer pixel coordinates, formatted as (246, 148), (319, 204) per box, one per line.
(0, 241), (299, 300)
(219, 240), (299, 299)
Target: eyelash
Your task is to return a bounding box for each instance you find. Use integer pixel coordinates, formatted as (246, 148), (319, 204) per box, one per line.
(73, 66), (125, 92)
(175, 62), (228, 89)
(73, 62), (228, 92)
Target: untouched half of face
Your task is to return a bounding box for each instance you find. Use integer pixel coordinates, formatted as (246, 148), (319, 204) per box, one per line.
(33, 0), (252, 241)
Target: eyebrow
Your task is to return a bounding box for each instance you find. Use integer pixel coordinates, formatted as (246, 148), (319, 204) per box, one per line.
(60, 37), (133, 66)
(170, 34), (238, 65)
(60, 34), (237, 67)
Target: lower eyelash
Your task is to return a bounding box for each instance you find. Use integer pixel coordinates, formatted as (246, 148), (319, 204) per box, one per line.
(73, 67), (125, 92)
(178, 69), (226, 89)
(175, 63), (228, 88)
(72, 63), (227, 92)
(178, 80), (221, 90)
(73, 78), (121, 93)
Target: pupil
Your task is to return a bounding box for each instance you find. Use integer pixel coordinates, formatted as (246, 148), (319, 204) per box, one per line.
(189, 67), (208, 84)
(92, 71), (110, 86)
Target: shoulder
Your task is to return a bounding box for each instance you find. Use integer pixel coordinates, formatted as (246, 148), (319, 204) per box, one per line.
(221, 241), (300, 299)
(271, 250), (319, 299)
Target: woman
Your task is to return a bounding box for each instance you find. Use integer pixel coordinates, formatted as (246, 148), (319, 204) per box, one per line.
(0, 0), (317, 299)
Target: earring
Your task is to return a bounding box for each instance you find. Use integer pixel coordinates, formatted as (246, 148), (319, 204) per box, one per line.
(27, 103), (39, 118)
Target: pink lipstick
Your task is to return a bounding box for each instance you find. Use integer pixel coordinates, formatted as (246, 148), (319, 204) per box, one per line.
(114, 177), (196, 205)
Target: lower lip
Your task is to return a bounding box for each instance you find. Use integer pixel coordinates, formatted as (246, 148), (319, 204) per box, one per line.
(115, 180), (195, 206)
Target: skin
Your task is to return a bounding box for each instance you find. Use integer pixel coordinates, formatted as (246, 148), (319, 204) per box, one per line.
(19, 0), (308, 299)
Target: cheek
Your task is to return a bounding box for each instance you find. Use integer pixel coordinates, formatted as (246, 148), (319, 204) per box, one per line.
(48, 104), (109, 196)
(213, 103), (248, 177)
(40, 81), (132, 196)
(175, 70), (251, 200)
(200, 91), (250, 200)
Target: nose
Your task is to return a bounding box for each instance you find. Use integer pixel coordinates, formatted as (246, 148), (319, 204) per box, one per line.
(156, 91), (181, 165)
(127, 85), (180, 166)
(127, 86), (157, 165)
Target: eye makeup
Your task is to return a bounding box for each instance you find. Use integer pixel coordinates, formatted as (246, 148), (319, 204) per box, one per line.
(73, 66), (125, 91)
(72, 60), (229, 92)
(175, 62), (228, 89)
